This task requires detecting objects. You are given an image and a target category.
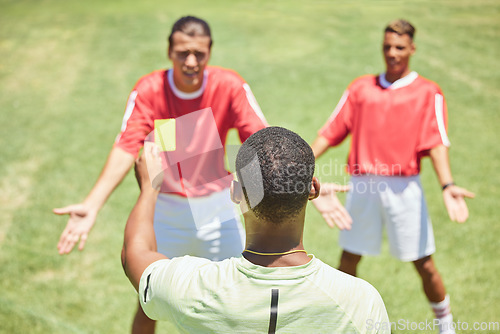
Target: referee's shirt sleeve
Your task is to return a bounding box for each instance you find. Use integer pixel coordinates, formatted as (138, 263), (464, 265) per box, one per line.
(139, 259), (173, 321)
(138, 256), (213, 322)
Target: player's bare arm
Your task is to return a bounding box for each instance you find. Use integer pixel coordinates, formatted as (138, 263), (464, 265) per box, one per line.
(54, 146), (135, 254)
(122, 145), (167, 291)
(310, 135), (330, 159)
(429, 144), (475, 223)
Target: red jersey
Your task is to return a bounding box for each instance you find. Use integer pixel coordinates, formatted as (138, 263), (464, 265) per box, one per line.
(115, 66), (268, 197)
(319, 72), (450, 176)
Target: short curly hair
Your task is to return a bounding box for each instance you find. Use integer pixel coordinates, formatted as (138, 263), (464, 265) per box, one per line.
(235, 127), (315, 224)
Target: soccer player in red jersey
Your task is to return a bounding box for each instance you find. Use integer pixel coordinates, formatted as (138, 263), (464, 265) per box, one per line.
(311, 19), (474, 334)
(54, 16), (267, 333)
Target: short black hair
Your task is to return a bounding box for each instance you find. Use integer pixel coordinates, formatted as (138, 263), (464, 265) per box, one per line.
(235, 127), (315, 224)
(168, 16), (212, 49)
(385, 19), (416, 40)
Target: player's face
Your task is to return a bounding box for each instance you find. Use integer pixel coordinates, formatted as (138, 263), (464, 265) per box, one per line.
(382, 32), (415, 82)
(168, 32), (211, 93)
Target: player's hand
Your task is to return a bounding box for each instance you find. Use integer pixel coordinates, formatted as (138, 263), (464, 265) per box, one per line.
(311, 182), (353, 230)
(53, 204), (98, 254)
(442, 185), (475, 223)
(135, 141), (163, 191)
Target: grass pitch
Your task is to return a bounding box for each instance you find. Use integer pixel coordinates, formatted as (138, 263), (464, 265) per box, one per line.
(1, 0), (499, 333)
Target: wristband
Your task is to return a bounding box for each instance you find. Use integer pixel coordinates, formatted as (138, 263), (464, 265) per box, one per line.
(442, 182), (455, 191)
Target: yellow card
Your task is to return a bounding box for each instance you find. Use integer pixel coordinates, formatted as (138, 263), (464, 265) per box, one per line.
(154, 119), (176, 151)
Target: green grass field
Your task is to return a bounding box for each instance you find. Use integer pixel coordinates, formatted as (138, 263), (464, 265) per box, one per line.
(1, 0), (499, 333)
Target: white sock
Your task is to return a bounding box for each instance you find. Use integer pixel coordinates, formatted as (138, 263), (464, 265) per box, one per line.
(430, 295), (455, 334)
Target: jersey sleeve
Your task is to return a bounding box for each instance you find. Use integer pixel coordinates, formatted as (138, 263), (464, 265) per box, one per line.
(115, 80), (156, 157)
(416, 90), (451, 155)
(361, 282), (391, 333)
(229, 81), (268, 142)
(336, 275), (391, 333)
(318, 89), (352, 146)
(139, 256), (212, 321)
(139, 259), (173, 321)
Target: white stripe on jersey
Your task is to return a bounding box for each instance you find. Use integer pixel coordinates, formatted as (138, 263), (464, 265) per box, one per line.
(121, 90), (138, 132)
(243, 83), (268, 126)
(434, 93), (451, 147)
(325, 90), (349, 127)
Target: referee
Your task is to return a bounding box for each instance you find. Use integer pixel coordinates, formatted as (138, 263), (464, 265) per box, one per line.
(122, 127), (389, 333)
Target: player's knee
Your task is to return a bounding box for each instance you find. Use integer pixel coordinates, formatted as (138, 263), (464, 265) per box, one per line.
(413, 255), (438, 277)
(341, 251), (362, 265)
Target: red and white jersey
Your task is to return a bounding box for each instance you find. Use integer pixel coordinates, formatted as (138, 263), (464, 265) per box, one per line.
(319, 72), (450, 176)
(115, 66), (267, 197)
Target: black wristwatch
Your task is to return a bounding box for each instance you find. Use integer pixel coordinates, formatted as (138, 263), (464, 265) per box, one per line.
(441, 182), (455, 191)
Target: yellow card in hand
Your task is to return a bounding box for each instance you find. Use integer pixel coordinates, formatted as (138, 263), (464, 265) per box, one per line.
(154, 119), (176, 151)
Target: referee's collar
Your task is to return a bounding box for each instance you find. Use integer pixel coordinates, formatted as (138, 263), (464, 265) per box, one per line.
(379, 71), (418, 90)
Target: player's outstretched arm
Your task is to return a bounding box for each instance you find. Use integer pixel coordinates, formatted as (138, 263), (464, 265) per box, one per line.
(442, 184), (475, 223)
(429, 145), (475, 223)
(310, 136), (353, 229)
(311, 183), (353, 230)
(311, 135), (330, 159)
(54, 146), (135, 254)
(122, 143), (166, 291)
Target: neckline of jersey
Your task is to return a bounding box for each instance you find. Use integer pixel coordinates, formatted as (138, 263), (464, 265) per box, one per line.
(379, 71), (418, 90)
(235, 254), (318, 280)
(167, 69), (208, 100)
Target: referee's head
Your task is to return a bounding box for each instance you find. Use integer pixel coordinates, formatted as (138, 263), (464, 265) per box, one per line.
(234, 127), (319, 224)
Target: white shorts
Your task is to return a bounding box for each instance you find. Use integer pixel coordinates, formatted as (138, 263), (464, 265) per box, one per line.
(339, 175), (435, 262)
(153, 188), (245, 261)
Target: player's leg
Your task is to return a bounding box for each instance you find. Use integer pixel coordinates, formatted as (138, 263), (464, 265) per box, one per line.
(413, 255), (446, 301)
(413, 256), (455, 334)
(382, 176), (454, 334)
(132, 302), (155, 334)
(338, 250), (362, 276)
